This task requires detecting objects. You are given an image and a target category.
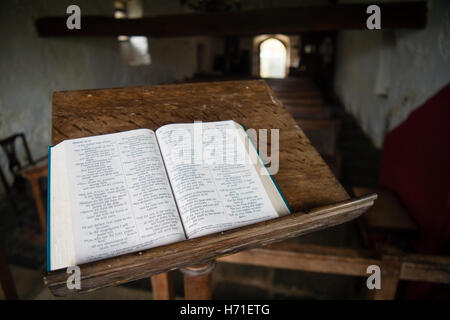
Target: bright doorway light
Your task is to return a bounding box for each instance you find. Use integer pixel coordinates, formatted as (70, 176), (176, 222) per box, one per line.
(259, 38), (287, 78)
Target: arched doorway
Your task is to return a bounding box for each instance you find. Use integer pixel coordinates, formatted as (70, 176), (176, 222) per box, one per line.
(259, 38), (287, 78)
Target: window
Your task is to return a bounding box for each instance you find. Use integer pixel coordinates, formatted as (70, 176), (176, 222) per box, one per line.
(259, 38), (287, 78)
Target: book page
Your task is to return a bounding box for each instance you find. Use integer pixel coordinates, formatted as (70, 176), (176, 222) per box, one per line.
(156, 120), (290, 238)
(60, 129), (185, 266)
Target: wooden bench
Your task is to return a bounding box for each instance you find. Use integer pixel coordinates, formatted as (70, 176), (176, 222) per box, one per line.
(218, 240), (450, 299)
(283, 105), (332, 120)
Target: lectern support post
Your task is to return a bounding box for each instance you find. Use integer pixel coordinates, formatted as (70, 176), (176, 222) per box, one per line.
(180, 261), (216, 300)
(151, 272), (175, 300)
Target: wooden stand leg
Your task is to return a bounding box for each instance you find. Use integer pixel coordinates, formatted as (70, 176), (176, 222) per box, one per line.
(151, 272), (174, 300)
(369, 255), (401, 300)
(181, 261), (215, 300)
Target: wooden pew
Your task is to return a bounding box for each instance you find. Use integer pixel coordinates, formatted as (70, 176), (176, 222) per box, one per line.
(275, 91), (323, 99)
(218, 240), (450, 300)
(284, 105), (331, 120)
(278, 97), (325, 106)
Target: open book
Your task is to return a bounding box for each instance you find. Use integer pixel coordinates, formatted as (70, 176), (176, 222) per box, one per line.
(48, 120), (291, 271)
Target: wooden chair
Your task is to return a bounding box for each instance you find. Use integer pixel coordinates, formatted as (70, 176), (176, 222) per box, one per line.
(0, 133), (48, 233)
(1, 133), (35, 214)
(18, 161), (48, 234)
(0, 133), (34, 193)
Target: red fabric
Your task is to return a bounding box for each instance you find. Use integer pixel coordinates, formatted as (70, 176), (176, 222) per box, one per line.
(380, 83), (450, 299)
(380, 83), (450, 254)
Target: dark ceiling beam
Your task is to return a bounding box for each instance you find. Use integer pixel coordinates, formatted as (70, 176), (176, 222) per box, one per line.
(35, 2), (427, 37)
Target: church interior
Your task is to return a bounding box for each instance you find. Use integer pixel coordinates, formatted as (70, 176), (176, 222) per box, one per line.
(0, 0), (449, 300)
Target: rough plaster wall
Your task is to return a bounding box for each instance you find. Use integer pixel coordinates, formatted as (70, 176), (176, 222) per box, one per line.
(0, 0), (212, 189)
(334, 0), (450, 147)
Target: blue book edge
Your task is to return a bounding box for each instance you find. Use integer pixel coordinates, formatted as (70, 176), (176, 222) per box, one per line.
(240, 123), (293, 214)
(46, 146), (51, 272)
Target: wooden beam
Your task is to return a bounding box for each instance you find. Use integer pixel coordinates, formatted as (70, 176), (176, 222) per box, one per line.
(218, 242), (450, 284)
(400, 254), (450, 284)
(35, 2), (426, 37)
(218, 241), (379, 277)
(43, 195), (376, 297)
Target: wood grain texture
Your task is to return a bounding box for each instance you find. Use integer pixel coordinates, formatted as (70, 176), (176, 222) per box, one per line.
(52, 80), (348, 212)
(44, 195), (376, 296)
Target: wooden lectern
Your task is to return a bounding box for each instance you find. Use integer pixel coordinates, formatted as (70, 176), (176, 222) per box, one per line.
(44, 80), (376, 298)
